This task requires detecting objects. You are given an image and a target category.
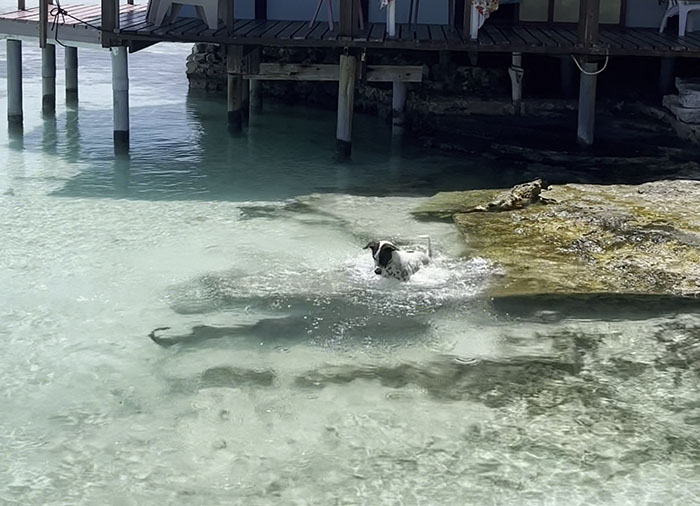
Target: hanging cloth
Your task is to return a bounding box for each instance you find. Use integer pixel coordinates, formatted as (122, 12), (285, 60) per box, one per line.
(473, 0), (499, 17)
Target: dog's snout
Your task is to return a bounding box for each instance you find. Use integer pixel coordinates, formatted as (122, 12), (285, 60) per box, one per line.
(374, 268), (382, 275)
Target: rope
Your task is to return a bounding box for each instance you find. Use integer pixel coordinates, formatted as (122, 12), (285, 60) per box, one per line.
(571, 47), (610, 76)
(49, 0), (108, 47)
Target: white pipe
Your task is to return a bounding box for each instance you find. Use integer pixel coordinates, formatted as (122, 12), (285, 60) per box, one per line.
(387, 1), (396, 37)
(65, 46), (78, 102)
(111, 46), (129, 145)
(7, 39), (23, 125)
(42, 44), (56, 113)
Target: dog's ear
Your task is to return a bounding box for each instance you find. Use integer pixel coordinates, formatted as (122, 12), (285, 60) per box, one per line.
(377, 242), (397, 268)
(364, 241), (379, 254)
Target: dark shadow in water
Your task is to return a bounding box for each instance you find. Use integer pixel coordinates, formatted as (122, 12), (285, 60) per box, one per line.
(490, 293), (700, 322)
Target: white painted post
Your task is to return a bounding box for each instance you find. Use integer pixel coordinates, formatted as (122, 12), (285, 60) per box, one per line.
(508, 52), (524, 115)
(577, 61), (598, 146)
(392, 80), (407, 127)
(7, 39), (23, 126)
(42, 43), (56, 114)
(111, 46), (130, 148)
(65, 46), (78, 103)
(336, 52), (357, 158)
(387, 0), (396, 37)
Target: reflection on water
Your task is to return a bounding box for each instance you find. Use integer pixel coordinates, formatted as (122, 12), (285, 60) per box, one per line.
(2, 40), (700, 505)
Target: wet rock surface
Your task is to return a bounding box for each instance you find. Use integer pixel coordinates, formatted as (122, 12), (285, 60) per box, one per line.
(414, 180), (700, 297)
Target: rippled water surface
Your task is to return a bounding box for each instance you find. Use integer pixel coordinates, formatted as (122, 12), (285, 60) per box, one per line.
(2, 12), (700, 504)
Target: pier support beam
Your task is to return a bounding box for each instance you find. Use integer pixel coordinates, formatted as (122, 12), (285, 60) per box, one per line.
(65, 46), (78, 104)
(42, 44), (56, 114)
(659, 57), (676, 97)
(392, 81), (407, 127)
(111, 46), (130, 150)
(577, 61), (598, 146)
(250, 80), (263, 114)
(7, 39), (23, 127)
(336, 52), (357, 158)
(508, 52), (524, 115)
(226, 45), (244, 133)
(560, 56), (576, 98)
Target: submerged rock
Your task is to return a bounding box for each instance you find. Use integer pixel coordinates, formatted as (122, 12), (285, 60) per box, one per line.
(414, 180), (700, 297)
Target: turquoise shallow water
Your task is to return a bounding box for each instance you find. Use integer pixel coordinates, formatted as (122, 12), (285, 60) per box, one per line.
(2, 6), (700, 504)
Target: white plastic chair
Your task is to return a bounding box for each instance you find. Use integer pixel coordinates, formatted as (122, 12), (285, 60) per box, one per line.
(660, 0), (700, 37)
(148, 0), (224, 30)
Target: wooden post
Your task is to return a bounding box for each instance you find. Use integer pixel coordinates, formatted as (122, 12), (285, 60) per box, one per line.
(227, 45), (244, 133)
(224, 0), (235, 32)
(65, 46), (78, 103)
(336, 52), (357, 158)
(7, 39), (23, 127)
(578, 0), (600, 46)
(42, 44), (56, 114)
(111, 46), (129, 149)
(250, 80), (262, 114)
(659, 58), (676, 97)
(392, 81), (407, 127)
(340, 0), (357, 37)
(508, 52), (523, 114)
(576, 0), (600, 146)
(18, 0), (25, 9)
(39, 0), (48, 49)
(560, 56), (576, 98)
(463, 0), (472, 41)
(101, 0), (117, 47)
(254, 0), (266, 19)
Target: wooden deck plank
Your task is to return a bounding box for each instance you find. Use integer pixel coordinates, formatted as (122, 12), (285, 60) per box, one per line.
(169, 18), (205, 37)
(603, 29), (642, 50)
(512, 26), (542, 47)
(353, 21), (371, 42)
(537, 26), (570, 47)
(156, 17), (201, 37)
(263, 20), (295, 39)
(368, 22), (384, 42)
(482, 24), (508, 45)
(1, 6), (43, 20)
(442, 25), (462, 44)
(643, 30), (689, 51)
(427, 24), (445, 43)
(415, 23), (430, 42)
(526, 26), (560, 47)
(292, 21), (318, 40)
(306, 20), (328, 40)
(245, 19), (280, 38)
(399, 23), (414, 42)
(679, 31), (700, 48)
(597, 31), (624, 50)
(276, 20), (305, 39)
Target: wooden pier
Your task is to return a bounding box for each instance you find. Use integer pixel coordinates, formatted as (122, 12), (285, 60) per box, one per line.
(2, 0), (700, 152)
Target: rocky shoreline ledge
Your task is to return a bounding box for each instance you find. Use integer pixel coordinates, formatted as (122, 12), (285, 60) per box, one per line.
(414, 180), (700, 298)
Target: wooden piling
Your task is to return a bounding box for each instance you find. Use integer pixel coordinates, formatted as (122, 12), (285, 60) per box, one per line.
(576, 0), (600, 146)
(65, 47), (78, 103)
(559, 56), (576, 98)
(250, 80), (262, 114)
(659, 58), (676, 97)
(508, 52), (523, 115)
(577, 61), (598, 146)
(336, 52), (357, 158)
(392, 81), (407, 127)
(7, 39), (23, 126)
(111, 46), (129, 148)
(226, 45), (244, 133)
(42, 43), (56, 114)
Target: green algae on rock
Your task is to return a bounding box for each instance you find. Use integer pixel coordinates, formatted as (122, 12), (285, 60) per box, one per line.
(415, 180), (700, 297)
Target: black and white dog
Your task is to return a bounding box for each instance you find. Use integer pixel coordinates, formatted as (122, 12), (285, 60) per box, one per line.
(364, 238), (432, 281)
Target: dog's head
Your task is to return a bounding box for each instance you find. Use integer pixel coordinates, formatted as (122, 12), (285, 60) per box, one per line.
(364, 240), (398, 275)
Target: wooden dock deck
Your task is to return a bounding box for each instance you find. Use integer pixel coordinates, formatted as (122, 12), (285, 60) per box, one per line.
(3, 3), (700, 57)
